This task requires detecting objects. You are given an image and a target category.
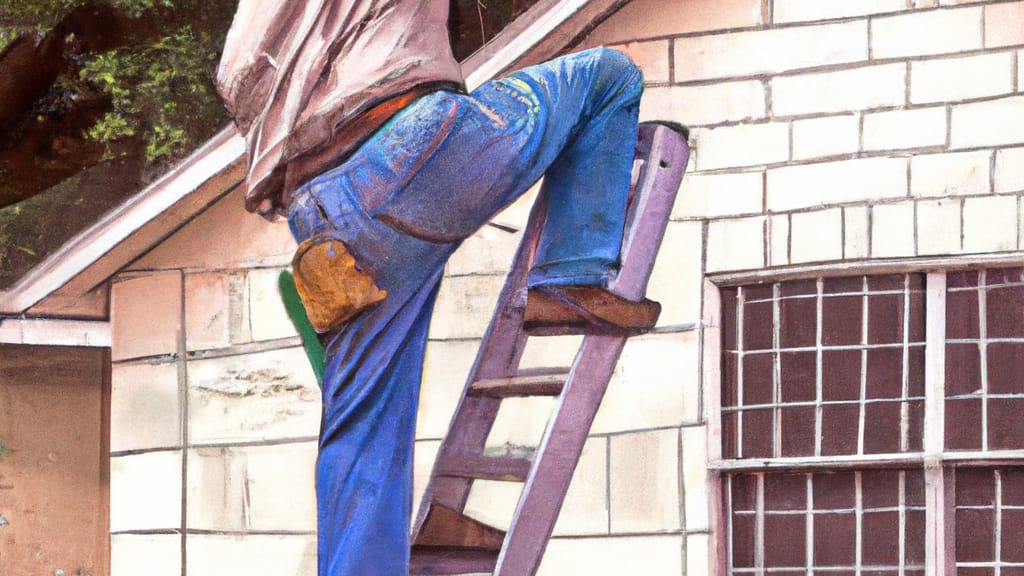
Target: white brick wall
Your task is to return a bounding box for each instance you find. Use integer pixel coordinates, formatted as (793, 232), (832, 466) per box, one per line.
(766, 157), (909, 212)
(996, 146), (1024, 193)
(910, 52), (1014, 104)
(641, 81), (767, 126)
(790, 209), (843, 263)
(910, 151), (992, 197)
(104, 2), (1024, 574)
(871, 7), (983, 59)
(917, 198), (963, 255)
(952, 95), (1024, 149)
(673, 22), (868, 83)
(845, 206), (871, 259)
(692, 122), (790, 170)
(791, 115), (860, 160)
(771, 64), (906, 117)
(773, 0), (906, 23)
(706, 216), (766, 272)
(963, 195), (1019, 251)
(985, 1), (1024, 47)
(863, 107), (948, 151)
(871, 201), (917, 258)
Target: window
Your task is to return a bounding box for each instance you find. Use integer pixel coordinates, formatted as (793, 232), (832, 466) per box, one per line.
(712, 267), (1024, 575)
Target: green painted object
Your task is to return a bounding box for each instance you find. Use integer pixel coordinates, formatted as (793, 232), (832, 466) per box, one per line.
(279, 270), (326, 388)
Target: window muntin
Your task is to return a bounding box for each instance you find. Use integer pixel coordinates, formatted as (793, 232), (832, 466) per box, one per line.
(956, 468), (1024, 574)
(721, 275), (926, 460)
(729, 470), (926, 574)
(946, 269), (1024, 452)
(714, 267), (1024, 575)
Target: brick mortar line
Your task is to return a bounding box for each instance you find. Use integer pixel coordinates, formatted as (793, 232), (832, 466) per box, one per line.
(1018, 195), (1024, 252)
(110, 529), (183, 536)
(913, 190), (920, 256)
(674, 190), (1024, 224)
(178, 268), (189, 576)
(110, 339), (309, 367)
(904, 60), (912, 106)
(683, 88), (1020, 132)
(667, 37), (676, 85)
(109, 436), (321, 458)
(670, 45), (1024, 89)
(622, 0), (1018, 48)
(118, 262), (294, 279)
(960, 197), (968, 252)
(990, 148), (999, 195)
(709, 250), (1024, 286)
(111, 445), (185, 458)
(761, 218), (770, 271)
(981, 0), (988, 47)
(111, 529), (318, 537)
(677, 428), (688, 537)
(1014, 50), (1021, 92)
(688, 140), (1024, 178)
(605, 435), (613, 534)
(420, 421), (711, 447)
(547, 529), (711, 541)
(184, 338), (305, 361)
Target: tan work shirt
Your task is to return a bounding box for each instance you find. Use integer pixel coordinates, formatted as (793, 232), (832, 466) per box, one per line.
(217, 0), (464, 215)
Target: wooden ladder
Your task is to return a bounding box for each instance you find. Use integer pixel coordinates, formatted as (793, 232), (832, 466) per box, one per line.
(410, 123), (691, 576)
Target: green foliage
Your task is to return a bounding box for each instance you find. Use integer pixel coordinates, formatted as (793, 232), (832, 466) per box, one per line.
(279, 271), (326, 388)
(77, 21), (224, 161)
(3, 0), (232, 164)
(0, 439), (8, 462)
(1, 0), (171, 24)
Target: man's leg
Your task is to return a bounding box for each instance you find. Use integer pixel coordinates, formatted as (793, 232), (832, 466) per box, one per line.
(289, 185), (457, 576)
(287, 47), (646, 575)
(356, 47), (643, 278)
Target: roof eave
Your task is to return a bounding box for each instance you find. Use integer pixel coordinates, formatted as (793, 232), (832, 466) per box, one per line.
(0, 0), (626, 317)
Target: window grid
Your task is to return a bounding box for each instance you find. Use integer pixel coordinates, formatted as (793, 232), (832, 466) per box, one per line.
(956, 468), (1024, 575)
(714, 268), (1024, 576)
(727, 471), (927, 575)
(946, 269), (1024, 453)
(721, 275), (926, 461)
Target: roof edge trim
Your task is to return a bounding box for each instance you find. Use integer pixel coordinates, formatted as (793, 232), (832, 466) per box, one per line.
(0, 127), (245, 314)
(0, 317), (111, 347)
(1, 0), (614, 315)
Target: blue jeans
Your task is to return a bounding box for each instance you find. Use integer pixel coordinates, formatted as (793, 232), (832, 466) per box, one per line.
(287, 47), (642, 576)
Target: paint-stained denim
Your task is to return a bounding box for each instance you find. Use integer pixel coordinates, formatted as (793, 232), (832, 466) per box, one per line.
(286, 47), (642, 576)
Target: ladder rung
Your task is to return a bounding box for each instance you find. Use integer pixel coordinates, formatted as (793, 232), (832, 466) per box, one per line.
(436, 454), (532, 482)
(409, 547), (499, 575)
(468, 368), (570, 398)
(414, 503), (506, 550)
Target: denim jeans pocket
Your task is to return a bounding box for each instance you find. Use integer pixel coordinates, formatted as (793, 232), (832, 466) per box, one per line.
(359, 85), (539, 244)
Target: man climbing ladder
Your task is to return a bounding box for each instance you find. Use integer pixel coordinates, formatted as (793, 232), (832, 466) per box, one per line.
(217, 1), (678, 574)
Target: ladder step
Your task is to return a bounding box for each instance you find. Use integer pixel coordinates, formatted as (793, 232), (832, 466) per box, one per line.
(409, 547), (499, 575)
(436, 454), (532, 482)
(413, 504), (506, 550)
(468, 368), (570, 398)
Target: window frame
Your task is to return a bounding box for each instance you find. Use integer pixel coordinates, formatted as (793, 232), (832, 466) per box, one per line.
(702, 258), (1024, 576)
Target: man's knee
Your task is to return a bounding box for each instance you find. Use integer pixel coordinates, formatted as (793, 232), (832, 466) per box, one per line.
(588, 47), (643, 100)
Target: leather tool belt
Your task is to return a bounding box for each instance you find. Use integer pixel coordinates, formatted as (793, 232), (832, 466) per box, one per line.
(291, 232), (387, 334)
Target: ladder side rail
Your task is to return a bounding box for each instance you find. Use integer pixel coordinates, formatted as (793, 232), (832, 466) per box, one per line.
(609, 125), (691, 300)
(493, 334), (627, 576)
(497, 126), (691, 574)
(413, 192), (550, 536)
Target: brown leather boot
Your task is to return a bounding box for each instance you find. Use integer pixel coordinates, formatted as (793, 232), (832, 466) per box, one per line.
(523, 286), (660, 336)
